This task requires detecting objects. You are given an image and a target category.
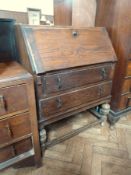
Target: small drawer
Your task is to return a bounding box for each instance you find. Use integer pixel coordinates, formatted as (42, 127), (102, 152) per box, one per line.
(0, 138), (32, 163)
(126, 61), (131, 76)
(14, 138), (32, 155)
(119, 94), (131, 110)
(0, 84), (28, 116)
(121, 79), (131, 94)
(0, 146), (15, 163)
(0, 113), (31, 145)
(42, 64), (114, 96)
(39, 81), (112, 120)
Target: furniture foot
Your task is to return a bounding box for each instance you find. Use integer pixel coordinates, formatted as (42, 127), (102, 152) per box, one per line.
(90, 103), (110, 126)
(108, 110), (121, 126)
(40, 128), (47, 147)
(110, 124), (116, 130)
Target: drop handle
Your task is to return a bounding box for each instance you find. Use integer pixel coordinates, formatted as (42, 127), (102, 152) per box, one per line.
(56, 97), (62, 108)
(98, 86), (104, 97)
(57, 76), (62, 89)
(0, 95), (6, 110)
(101, 68), (107, 79)
(5, 124), (12, 137)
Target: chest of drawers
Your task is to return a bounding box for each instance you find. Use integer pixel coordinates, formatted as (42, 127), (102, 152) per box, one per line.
(0, 62), (41, 170)
(15, 25), (117, 146)
(96, 0), (131, 125)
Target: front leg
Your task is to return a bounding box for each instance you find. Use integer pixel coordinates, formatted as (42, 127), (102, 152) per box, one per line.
(39, 127), (47, 152)
(99, 103), (110, 126)
(90, 103), (110, 126)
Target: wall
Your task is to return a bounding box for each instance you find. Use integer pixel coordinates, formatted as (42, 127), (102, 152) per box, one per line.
(0, 0), (53, 15)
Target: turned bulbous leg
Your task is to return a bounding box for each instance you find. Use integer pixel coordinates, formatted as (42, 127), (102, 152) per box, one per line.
(99, 103), (110, 126)
(40, 128), (47, 147)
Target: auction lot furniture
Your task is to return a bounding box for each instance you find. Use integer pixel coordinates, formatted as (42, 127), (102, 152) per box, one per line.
(15, 25), (117, 148)
(0, 62), (41, 170)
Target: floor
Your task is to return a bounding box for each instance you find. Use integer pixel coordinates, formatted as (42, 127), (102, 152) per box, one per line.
(1, 111), (131, 175)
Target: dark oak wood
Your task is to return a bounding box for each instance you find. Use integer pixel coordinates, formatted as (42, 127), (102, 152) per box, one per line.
(39, 81), (112, 121)
(15, 24), (116, 141)
(38, 63), (114, 97)
(0, 62), (41, 170)
(15, 25), (116, 74)
(96, 0), (131, 123)
(54, 0), (72, 26)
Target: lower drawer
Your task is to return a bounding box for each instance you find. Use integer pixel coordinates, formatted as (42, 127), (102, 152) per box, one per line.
(0, 138), (32, 163)
(118, 94), (131, 110)
(0, 146), (15, 163)
(126, 61), (131, 77)
(39, 81), (112, 120)
(0, 112), (31, 145)
(121, 79), (131, 94)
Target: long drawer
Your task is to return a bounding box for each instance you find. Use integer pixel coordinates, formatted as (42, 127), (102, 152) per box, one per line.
(40, 64), (114, 96)
(0, 84), (28, 116)
(0, 113), (31, 145)
(39, 81), (112, 120)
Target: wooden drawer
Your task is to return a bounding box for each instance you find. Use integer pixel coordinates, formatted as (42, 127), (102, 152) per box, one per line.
(0, 113), (31, 145)
(0, 138), (32, 163)
(14, 138), (32, 155)
(0, 146), (15, 163)
(119, 94), (131, 110)
(121, 79), (131, 94)
(39, 81), (112, 120)
(41, 64), (114, 96)
(126, 61), (131, 76)
(0, 84), (28, 116)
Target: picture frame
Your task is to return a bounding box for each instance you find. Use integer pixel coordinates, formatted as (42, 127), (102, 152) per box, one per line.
(27, 8), (41, 25)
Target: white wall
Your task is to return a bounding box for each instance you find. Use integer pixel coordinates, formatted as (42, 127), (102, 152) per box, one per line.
(0, 0), (54, 15)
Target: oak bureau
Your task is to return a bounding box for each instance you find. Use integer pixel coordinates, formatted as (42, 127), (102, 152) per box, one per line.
(0, 62), (41, 170)
(15, 25), (117, 147)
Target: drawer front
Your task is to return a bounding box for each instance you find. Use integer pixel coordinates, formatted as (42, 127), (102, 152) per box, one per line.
(0, 146), (15, 163)
(14, 138), (32, 155)
(42, 64), (114, 95)
(121, 79), (131, 94)
(119, 94), (131, 110)
(0, 113), (31, 145)
(127, 61), (131, 76)
(39, 81), (112, 120)
(0, 84), (28, 116)
(0, 138), (32, 163)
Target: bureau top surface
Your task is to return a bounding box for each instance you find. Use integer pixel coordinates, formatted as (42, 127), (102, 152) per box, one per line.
(17, 25), (117, 74)
(0, 61), (32, 83)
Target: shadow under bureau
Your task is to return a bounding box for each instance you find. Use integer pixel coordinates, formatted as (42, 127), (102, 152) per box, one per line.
(15, 25), (117, 147)
(0, 62), (41, 170)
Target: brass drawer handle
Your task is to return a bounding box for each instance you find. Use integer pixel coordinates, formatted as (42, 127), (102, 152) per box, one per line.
(98, 86), (104, 97)
(0, 95), (6, 110)
(56, 97), (62, 108)
(57, 76), (62, 90)
(101, 68), (107, 79)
